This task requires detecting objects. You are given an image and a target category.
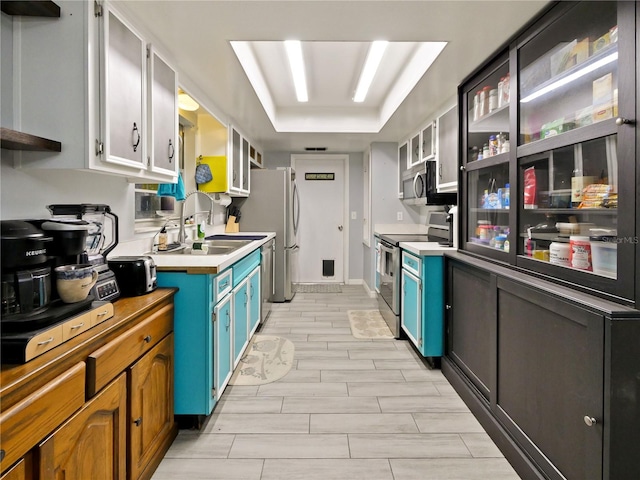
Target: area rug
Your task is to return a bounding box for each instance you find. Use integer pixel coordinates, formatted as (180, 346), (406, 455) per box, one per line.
(348, 310), (394, 339)
(228, 335), (295, 386)
(294, 283), (342, 293)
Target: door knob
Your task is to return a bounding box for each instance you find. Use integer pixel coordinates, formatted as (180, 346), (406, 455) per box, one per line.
(338, 225), (343, 231)
(583, 416), (597, 427)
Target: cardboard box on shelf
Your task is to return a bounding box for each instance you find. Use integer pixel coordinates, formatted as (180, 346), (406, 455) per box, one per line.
(571, 38), (590, 65)
(592, 73), (613, 122)
(550, 40), (577, 76)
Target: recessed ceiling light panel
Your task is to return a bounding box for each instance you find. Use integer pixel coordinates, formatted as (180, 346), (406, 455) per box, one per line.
(284, 40), (308, 103)
(353, 40), (388, 103)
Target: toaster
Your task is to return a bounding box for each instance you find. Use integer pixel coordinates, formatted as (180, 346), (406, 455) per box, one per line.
(108, 256), (157, 297)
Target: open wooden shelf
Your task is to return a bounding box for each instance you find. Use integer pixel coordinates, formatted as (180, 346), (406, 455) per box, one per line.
(0, 128), (61, 152)
(1, 1), (60, 17)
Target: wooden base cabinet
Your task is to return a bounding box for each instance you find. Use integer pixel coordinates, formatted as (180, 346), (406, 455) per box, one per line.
(129, 334), (175, 480)
(38, 373), (127, 479)
(443, 254), (640, 480)
(0, 290), (178, 480)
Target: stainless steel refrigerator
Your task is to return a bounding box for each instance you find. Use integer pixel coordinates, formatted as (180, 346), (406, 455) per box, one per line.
(235, 167), (299, 302)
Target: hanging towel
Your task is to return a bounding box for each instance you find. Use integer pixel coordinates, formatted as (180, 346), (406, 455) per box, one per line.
(157, 173), (186, 201)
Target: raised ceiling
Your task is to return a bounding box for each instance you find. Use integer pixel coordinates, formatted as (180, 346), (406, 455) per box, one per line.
(117, 1), (551, 153)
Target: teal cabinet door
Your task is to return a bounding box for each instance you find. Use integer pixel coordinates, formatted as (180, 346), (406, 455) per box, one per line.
(214, 293), (233, 399)
(233, 278), (249, 366)
(401, 268), (422, 352)
(249, 266), (261, 335)
(157, 272), (214, 415)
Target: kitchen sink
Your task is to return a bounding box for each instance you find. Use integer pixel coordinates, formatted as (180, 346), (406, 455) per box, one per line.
(148, 239), (252, 256)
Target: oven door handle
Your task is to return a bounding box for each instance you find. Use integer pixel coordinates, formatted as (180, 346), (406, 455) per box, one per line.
(379, 243), (396, 256)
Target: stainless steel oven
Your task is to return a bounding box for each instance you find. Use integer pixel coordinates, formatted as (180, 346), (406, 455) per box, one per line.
(376, 237), (400, 336)
(401, 165), (427, 205)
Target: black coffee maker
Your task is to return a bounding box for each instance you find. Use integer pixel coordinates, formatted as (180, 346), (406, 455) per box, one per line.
(1, 220), (54, 316)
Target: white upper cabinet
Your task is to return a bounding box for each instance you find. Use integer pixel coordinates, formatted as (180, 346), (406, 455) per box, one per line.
(435, 105), (458, 192)
(13, 0), (178, 183)
(103, 8), (146, 169)
(149, 49), (178, 176)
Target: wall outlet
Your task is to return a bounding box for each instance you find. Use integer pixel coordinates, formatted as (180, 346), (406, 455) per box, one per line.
(397, 211), (403, 221)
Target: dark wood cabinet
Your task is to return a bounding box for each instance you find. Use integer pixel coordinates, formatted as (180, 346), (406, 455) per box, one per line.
(444, 253), (640, 480)
(458, 0), (638, 307)
(446, 261), (493, 400)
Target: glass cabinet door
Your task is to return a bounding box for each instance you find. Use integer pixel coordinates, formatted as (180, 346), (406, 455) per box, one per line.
(466, 60), (511, 163)
(519, 2), (618, 145)
(518, 135), (618, 278)
(467, 163), (511, 254)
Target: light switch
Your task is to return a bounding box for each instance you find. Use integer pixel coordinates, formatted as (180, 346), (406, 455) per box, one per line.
(397, 211), (403, 221)
(351, 211), (357, 220)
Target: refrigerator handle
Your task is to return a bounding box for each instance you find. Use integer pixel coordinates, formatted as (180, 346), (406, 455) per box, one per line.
(293, 181), (301, 235)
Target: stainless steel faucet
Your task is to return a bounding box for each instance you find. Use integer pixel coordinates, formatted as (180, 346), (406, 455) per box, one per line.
(178, 191), (215, 244)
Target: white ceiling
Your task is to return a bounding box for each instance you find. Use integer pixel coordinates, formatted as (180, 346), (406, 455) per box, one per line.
(116, 0), (551, 153)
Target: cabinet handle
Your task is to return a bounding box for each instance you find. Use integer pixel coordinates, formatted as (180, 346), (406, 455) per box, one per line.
(143, 335), (152, 343)
(37, 337), (54, 346)
(96, 310), (108, 317)
(615, 117), (635, 126)
(226, 310), (230, 331)
(132, 122), (141, 152)
(439, 163), (443, 179)
(133, 417), (142, 427)
(168, 139), (175, 162)
(69, 322), (85, 330)
(583, 416), (597, 427)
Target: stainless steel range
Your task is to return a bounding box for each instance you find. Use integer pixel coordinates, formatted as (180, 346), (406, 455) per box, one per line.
(375, 212), (451, 338)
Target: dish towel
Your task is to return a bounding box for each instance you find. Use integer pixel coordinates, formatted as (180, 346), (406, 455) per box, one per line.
(157, 173), (186, 201)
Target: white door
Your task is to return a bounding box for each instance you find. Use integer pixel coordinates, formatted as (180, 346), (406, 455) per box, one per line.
(292, 155), (346, 284)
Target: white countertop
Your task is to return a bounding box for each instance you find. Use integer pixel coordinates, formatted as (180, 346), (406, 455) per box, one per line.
(147, 232), (275, 274)
(399, 242), (457, 256)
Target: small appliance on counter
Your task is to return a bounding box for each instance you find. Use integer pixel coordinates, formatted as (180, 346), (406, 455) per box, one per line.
(46, 204), (121, 303)
(108, 256), (157, 297)
(0, 204), (120, 364)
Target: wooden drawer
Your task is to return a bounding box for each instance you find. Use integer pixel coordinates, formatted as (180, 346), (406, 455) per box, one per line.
(25, 325), (63, 360)
(86, 302), (173, 396)
(0, 363), (85, 472)
(91, 302), (114, 327)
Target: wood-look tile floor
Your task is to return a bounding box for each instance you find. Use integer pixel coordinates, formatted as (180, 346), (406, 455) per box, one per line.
(152, 285), (522, 480)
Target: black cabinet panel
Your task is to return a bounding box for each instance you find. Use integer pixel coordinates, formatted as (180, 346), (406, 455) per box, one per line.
(496, 279), (603, 480)
(447, 261), (493, 399)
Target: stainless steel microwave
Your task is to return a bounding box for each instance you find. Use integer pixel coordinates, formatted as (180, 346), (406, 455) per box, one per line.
(402, 161), (457, 206)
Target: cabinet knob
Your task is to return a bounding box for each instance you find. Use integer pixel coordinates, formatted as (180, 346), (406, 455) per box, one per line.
(445, 304), (452, 310)
(460, 165), (466, 172)
(615, 117), (635, 126)
(143, 335), (152, 343)
(134, 417), (142, 427)
(583, 416), (597, 427)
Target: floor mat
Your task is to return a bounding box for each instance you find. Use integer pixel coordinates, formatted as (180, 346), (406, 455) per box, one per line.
(229, 335), (295, 386)
(294, 283), (343, 293)
(348, 310), (394, 339)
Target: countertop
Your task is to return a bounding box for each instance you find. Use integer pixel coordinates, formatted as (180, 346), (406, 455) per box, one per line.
(399, 242), (457, 256)
(148, 232), (276, 274)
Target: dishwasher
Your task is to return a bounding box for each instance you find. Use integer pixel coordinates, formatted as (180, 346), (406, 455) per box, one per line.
(260, 238), (275, 323)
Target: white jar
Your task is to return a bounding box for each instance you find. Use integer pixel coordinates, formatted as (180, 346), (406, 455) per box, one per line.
(549, 242), (570, 266)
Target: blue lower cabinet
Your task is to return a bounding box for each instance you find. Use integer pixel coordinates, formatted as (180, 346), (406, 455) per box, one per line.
(400, 251), (445, 357)
(156, 272), (218, 415)
(233, 277), (249, 367)
(157, 249), (262, 416)
(249, 266), (261, 335)
(214, 293), (233, 400)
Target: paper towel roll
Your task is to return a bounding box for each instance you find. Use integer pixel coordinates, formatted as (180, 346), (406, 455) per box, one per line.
(215, 193), (232, 207)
